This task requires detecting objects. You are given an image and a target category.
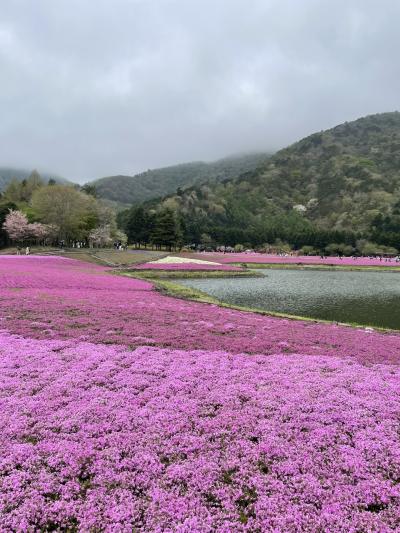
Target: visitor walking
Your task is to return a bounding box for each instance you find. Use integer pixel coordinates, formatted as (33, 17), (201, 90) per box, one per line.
(25, 246), (30, 255)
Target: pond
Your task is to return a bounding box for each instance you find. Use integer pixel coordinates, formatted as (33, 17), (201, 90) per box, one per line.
(178, 268), (400, 329)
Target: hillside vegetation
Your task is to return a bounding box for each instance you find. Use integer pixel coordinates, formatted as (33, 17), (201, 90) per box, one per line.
(90, 153), (269, 205)
(142, 112), (400, 251)
(0, 167), (68, 191)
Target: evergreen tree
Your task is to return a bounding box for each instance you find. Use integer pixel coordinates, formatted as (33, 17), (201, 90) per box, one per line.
(126, 207), (148, 247)
(151, 209), (178, 250)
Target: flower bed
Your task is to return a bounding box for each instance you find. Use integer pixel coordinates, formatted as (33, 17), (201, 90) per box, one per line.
(1, 257), (400, 363)
(1, 331), (400, 531)
(1, 256), (400, 531)
(184, 253), (400, 268)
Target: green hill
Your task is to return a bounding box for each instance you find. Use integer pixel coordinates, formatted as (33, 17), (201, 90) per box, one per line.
(90, 153), (270, 205)
(147, 112), (400, 250)
(0, 167), (69, 191)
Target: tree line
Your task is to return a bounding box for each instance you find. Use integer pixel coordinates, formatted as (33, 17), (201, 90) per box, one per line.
(0, 171), (126, 248)
(117, 207), (183, 250)
(118, 204), (399, 256)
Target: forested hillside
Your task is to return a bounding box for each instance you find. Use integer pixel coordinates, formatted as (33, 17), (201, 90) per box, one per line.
(90, 153), (269, 205)
(0, 167), (68, 191)
(127, 112), (400, 252)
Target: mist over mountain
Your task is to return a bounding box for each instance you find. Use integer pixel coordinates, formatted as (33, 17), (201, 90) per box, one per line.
(0, 168), (69, 191)
(89, 152), (270, 206)
(136, 112), (400, 250)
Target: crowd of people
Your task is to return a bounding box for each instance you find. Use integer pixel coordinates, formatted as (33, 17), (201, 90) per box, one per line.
(16, 246), (30, 255)
(113, 241), (127, 251)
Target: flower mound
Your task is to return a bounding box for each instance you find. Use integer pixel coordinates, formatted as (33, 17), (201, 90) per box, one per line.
(1, 331), (400, 532)
(133, 262), (242, 271)
(134, 256), (242, 271)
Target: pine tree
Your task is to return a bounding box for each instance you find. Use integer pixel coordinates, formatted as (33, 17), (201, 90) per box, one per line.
(150, 209), (178, 250)
(126, 207), (148, 247)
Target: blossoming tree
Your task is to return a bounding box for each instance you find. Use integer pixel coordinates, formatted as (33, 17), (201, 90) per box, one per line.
(3, 210), (57, 245)
(2, 210), (30, 242)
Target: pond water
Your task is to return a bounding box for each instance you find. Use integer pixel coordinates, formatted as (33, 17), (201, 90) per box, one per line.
(178, 269), (400, 329)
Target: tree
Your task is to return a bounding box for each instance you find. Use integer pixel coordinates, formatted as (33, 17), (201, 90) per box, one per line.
(31, 185), (98, 241)
(200, 233), (212, 247)
(151, 209), (180, 250)
(3, 171), (43, 204)
(0, 202), (17, 248)
(2, 209), (58, 245)
(29, 222), (58, 244)
(325, 243), (354, 256)
(113, 229), (128, 245)
(81, 183), (98, 197)
(88, 225), (113, 248)
(298, 245), (317, 255)
(126, 207), (149, 247)
(3, 178), (23, 203)
(3, 210), (30, 242)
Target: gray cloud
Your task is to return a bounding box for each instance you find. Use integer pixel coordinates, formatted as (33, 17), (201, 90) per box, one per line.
(0, 0), (399, 182)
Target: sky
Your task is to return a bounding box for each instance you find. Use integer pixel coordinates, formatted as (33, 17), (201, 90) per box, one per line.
(0, 0), (400, 183)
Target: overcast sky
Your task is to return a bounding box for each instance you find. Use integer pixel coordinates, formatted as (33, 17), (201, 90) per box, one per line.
(0, 0), (400, 182)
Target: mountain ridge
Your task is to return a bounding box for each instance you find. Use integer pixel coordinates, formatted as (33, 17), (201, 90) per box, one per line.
(89, 152), (270, 205)
(140, 111), (400, 250)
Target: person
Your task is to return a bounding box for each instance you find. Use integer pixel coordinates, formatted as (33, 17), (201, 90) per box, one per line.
(16, 246), (21, 255)
(25, 246), (30, 255)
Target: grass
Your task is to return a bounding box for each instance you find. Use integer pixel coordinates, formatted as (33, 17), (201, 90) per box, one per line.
(119, 270), (263, 280)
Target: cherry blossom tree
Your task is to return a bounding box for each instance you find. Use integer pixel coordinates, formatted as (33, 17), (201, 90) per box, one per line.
(2, 210), (30, 242)
(29, 222), (58, 244)
(88, 225), (113, 248)
(2, 210), (58, 245)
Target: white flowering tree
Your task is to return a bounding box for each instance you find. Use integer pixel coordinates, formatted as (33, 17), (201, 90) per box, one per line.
(2, 210), (30, 242)
(29, 222), (59, 244)
(88, 225), (113, 248)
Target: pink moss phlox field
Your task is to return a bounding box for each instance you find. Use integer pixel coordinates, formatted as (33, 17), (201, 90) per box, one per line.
(1, 331), (400, 532)
(1, 257), (400, 364)
(132, 262), (243, 271)
(184, 252), (400, 267)
(0, 255), (152, 291)
(1, 257), (400, 530)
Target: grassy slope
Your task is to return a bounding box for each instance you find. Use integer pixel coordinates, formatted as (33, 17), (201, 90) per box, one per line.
(122, 270), (262, 279)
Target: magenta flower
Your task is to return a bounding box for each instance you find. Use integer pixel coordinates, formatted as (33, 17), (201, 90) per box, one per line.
(0, 256), (399, 531)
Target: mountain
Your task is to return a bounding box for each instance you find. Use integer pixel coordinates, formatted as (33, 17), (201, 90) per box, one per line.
(148, 112), (400, 249)
(0, 167), (69, 191)
(90, 153), (270, 205)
